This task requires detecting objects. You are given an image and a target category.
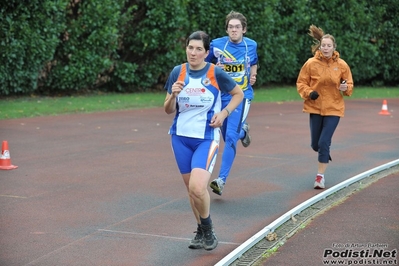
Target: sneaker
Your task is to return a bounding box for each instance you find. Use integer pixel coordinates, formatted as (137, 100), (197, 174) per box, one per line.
(210, 177), (225, 196)
(241, 122), (251, 147)
(314, 174), (325, 189)
(188, 225), (203, 249)
(201, 223), (218, 251)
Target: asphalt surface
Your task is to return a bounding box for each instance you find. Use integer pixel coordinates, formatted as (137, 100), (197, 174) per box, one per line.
(0, 98), (398, 266)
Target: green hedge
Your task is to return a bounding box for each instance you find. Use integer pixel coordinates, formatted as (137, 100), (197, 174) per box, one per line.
(39, 0), (126, 94)
(0, 1), (66, 95)
(0, 0), (398, 96)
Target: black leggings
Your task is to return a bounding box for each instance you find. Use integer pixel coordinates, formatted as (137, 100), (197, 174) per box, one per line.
(309, 114), (340, 163)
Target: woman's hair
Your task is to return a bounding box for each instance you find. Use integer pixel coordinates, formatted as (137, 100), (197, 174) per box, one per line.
(186, 31), (210, 51)
(225, 11), (247, 31)
(308, 25), (337, 54)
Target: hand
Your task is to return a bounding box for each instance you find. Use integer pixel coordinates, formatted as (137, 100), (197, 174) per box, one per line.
(215, 62), (224, 70)
(171, 81), (184, 97)
(339, 81), (348, 91)
(209, 111), (227, 128)
(250, 74), (257, 85)
(309, 91), (319, 100)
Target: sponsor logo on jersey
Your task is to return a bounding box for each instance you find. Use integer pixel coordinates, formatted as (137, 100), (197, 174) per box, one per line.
(200, 96), (212, 103)
(203, 78), (211, 86)
(178, 96), (190, 103)
(185, 88), (206, 96)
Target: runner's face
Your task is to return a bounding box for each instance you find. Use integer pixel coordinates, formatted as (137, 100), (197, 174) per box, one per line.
(320, 38), (335, 58)
(227, 19), (245, 43)
(186, 40), (209, 69)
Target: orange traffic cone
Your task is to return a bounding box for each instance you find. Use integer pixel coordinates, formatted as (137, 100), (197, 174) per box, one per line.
(378, 100), (391, 115)
(0, 140), (18, 170)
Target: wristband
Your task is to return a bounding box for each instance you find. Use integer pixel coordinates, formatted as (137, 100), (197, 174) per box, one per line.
(224, 108), (231, 116)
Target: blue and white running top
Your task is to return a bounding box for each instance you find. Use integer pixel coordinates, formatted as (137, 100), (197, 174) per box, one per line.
(165, 63), (237, 140)
(206, 36), (258, 100)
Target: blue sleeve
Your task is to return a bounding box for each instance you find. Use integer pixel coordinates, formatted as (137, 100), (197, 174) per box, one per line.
(214, 67), (237, 93)
(244, 37), (258, 66)
(164, 65), (181, 93)
(205, 41), (217, 63)
(250, 41), (258, 66)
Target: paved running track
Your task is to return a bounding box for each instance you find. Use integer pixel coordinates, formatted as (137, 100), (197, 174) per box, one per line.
(0, 98), (398, 266)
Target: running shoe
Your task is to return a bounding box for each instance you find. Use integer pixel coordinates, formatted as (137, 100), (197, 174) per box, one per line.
(210, 177), (225, 196)
(188, 224), (203, 249)
(241, 122), (251, 147)
(201, 223), (218, 251)
(314, 174), (325, 189)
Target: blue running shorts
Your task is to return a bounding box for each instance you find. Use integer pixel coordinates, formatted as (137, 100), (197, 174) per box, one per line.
(171, 135), (219, 175)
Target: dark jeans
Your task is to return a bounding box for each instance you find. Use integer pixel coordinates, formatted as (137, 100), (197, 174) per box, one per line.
(309, 114), (340, 163)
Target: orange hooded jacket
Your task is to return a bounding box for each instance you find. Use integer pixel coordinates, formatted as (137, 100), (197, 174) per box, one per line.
(296, 50), (353, 117)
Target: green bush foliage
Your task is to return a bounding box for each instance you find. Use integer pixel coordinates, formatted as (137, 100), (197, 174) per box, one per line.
(0, 0), (398, 96)
(109, 0), (190, 92)
(38, 0), (126, 94)
(0, 0), (67, 95)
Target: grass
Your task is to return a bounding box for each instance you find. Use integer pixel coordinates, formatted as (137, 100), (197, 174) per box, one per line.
(0, 92), (166, 120)
(1, 86), (398, 120)
(252, 86), (399, 103)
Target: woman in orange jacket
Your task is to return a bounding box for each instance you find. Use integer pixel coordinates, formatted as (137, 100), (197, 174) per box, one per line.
(297, 25), (354, 189)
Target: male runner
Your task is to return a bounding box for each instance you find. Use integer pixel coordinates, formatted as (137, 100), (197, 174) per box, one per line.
(205, 11), (258, 196)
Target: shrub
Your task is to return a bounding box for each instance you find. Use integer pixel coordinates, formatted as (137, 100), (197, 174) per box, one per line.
(38, 0), (125, 94)
(1, 0), (398, 96)
(0, 0), (66, 95)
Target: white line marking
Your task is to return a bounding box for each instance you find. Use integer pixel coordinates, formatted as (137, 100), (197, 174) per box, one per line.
(98, 229), (240, 246)
(0, 194), (28, 199)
